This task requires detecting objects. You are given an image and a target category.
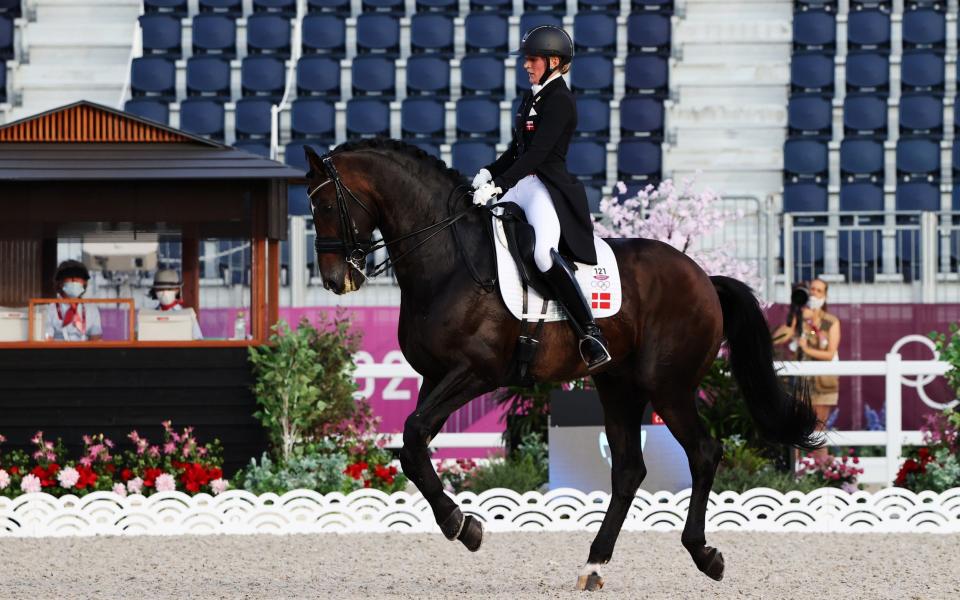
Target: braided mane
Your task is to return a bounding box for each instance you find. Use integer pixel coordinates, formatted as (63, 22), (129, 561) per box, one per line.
(329, 137), (469, 188)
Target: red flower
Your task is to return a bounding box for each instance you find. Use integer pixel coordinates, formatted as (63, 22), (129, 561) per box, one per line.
(143, 467), (163, 488)
(344, 461), (368, 481)
(120, 468), (134, 482)
(178, 462), (218, 493)
(105, 464), (116, 474)
(74, 466), (98, 490)
(8, 466), (19, 475)
(31, 464), (60, 488)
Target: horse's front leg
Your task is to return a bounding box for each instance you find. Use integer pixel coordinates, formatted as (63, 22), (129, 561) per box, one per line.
(399, 365), (491, 551)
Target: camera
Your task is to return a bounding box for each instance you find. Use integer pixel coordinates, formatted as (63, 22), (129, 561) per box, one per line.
(787, 283), (810, 330)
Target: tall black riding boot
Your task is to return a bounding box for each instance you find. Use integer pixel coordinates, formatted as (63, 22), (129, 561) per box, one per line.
(543, 249), (612, 370)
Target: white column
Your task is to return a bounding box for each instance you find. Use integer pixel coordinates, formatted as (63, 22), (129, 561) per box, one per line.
(884, 352), (903, 487)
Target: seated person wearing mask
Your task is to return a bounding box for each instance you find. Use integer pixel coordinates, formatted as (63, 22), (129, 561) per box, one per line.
(45, 260), (102, 342)
(146, 269), (203, 340)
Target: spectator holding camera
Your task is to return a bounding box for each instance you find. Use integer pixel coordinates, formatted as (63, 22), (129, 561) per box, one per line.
(773, 279), (841, 445)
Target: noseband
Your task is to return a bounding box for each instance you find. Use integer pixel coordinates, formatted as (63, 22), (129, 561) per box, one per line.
(307, 154), (484, 281)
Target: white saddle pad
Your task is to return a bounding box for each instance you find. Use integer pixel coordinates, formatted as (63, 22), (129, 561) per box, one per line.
(492, 214), (622, 322)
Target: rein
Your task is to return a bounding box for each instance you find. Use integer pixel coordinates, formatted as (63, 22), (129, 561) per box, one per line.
(308, 155), (493, 284)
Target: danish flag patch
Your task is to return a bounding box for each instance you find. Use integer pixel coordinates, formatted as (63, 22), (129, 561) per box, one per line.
(525, 120), (535, 131)
(591, 292), (611, 310)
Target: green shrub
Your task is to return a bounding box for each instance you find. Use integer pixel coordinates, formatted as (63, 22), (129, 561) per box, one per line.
(465, 433), (548, 493)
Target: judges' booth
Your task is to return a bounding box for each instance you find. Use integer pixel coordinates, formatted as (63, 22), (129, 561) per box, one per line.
(0, 102), (304, 474)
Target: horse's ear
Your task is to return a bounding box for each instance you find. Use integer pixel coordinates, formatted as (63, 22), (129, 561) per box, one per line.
(304, 145), (323, 172)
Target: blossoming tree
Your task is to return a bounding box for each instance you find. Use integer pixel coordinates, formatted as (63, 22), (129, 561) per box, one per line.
(595, 179), (764, 297)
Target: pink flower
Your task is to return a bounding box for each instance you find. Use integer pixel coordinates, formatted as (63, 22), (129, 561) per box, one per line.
(0, 434), (6, 444)
(148, 446), (160, 459)
(163, 442), (177, 455)
(79, 457), (92, 467)
(20, 474), (41, 493)
(155, 473), (176, 492)
(210, 478), (228, 495)
(126, 477), (144, 495)
(30, 431), (42, 445)
(0, 469), (9, 490)
(57, 467), (80, 489)
(112, 483), (127, 497)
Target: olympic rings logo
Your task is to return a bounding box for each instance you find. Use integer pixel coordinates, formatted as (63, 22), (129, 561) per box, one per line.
(590, 280), (610, 290)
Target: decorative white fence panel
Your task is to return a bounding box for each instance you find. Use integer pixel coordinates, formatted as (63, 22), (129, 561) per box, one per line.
(3, 488), (960, 537)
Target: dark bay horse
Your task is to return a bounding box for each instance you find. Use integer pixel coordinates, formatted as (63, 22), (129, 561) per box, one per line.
(303, 139), (819, 590)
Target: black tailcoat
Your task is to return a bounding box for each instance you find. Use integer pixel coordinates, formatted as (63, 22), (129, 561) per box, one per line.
(485, 77), (597, 265)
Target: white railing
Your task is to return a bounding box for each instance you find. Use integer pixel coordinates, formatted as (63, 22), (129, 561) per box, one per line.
(355, 334), (957, 485)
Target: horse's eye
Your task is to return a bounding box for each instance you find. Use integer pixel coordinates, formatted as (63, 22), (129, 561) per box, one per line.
(323, 204), (334, 212)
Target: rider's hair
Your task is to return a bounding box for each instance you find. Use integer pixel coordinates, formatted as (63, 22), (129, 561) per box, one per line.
(330, 137), (468, 188)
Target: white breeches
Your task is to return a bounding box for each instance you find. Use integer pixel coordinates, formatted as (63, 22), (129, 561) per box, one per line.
(498, 175), (560, 272)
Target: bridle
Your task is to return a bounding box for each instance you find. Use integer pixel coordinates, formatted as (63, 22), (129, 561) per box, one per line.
(308, 154), (487, 283)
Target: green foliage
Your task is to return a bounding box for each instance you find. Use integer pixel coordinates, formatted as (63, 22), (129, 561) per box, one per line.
(248, 313), (361, 462)
(235, 447), (357, 495)
(497, 382), (556, 455)
(697, 358), (775, 455)
(930, 323), (960, 397)
(896, 407), (960, 492)
(465, 432), (548, 493)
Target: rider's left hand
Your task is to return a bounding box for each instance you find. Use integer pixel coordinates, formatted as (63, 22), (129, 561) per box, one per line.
(472, 182), (501, 206)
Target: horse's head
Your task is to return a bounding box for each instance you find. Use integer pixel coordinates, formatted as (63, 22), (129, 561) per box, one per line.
(304, 145), (380, 294)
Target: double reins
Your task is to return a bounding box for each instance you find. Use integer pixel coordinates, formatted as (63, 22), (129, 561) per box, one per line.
(308, 155), (484, 281)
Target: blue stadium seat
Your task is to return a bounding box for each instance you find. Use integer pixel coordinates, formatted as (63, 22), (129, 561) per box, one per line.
(790, 53), (834, 95)
(952, 138), (960, 179)
(839, 182), (883, 213)
(286, 185), (311, 217)
(838, 183), (884, 283)
(140, 14), (182, 58)
(307, 0), (351, 15)
(573, 55), (616, 98)
(186, 56), (231, 100)
(346, 98), (391, 138)
(0, 15), (12, 60)
(896, 182), (940, 211)
(192, 14), (236, 58)
(461, 56), (505, 98)
(411, 13), (454, 56)
(0, 0), (18, 18)
(899, 93), (943, 138)
(285, 140), (328, 172)
(624, 55), (667, 97)
(845, 52), (888, 95)
(416, 0), (459, 15)
(584, 186), (602, 213)
(847, 9), (890, 53)
(839, 139), (884, 182)
(199, 0), (241, 17)
(352, 56), (396, 98)
(620, 96), (664, 140)
(627, 13), (671, 55)
(787, 95), (832, 139)
(575, 98), (610, 140)
(574, 13), (617, 56)
(896, 138), (940, 182)
(525, 0), (566, 13)
(356, 14), (400, 57)
(247, 13), (291, 58)
(515, 60), (532, 96)
(465, 14), (509, 56)
(144, 0), (188, 18)
(241, 56), (285, 100)
(297, 55), (340, 98)
(451, 140), (496, 177)
(580, 0), (620, 13)
(124, 99), (170, 124)
(131, 57), (176, 101)
(0, 62), (7, 102)
(902, 7), (945, 52)
(569, 140), (608, 184)
(783, 183), (826, 281)
(363, 0), (405, 15)
(617, 140), (661, 185)
(455, 97), (500, 140)
(784, 139), (828, 183)
(179, 98), (225, 141)
(406, 55), (450, 97)
(850, 0), (889, 9)
(519, 12), (563, 34)
(783, 183), (828, 215)
(253, 0), (296, 17)
(291, 97), (336, 142)
(900, 51), (944, 95)
(632, 0), (674, 12)
(843, 94), (887, 138)
(401, 97), (445, 142)
(234, 140), (271, 157)
(470, 0), (512, 13)
(302, 14), (346, 57)
(793, 10), (836, 53)
(235, 97), (273, 140)
(795, 0), (837, 12)
(411, 142), (441, 158)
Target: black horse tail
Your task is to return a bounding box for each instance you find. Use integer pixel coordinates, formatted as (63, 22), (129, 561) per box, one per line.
(710, 275), (822, 450)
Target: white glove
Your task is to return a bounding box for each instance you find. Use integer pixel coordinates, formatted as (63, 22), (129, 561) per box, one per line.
(471, 168), (492, 190)
(472, 181), (501, 206)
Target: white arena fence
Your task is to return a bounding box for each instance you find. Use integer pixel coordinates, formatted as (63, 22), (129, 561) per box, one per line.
(3, 487), (960, 537)
(355, 334), (955, 486)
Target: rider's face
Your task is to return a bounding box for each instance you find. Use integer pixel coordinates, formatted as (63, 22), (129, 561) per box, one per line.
(523, 55), (559, 85)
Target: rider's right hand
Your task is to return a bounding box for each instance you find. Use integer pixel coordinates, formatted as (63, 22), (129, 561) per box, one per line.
(471, 168), (492, 190)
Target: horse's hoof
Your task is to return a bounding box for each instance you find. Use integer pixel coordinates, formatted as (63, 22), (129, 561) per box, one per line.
(575, 573), (604, 592)
(457, 515), (483, 552)
(696, 546), (724, 581)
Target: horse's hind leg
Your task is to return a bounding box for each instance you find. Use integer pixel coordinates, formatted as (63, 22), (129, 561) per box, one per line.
(652, 386), (724, 580)
(399, 366), (491, 551)
(577, 371), (648, 592)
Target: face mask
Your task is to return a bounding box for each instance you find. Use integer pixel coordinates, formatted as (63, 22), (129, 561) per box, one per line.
(807, 296), (825, 310)
(62, 282), (85, 298)
(157, 290), (178, 306)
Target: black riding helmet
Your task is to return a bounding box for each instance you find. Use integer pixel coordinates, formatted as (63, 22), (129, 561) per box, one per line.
(514, 25), (574, 85)
(54, 260), (90, 283)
